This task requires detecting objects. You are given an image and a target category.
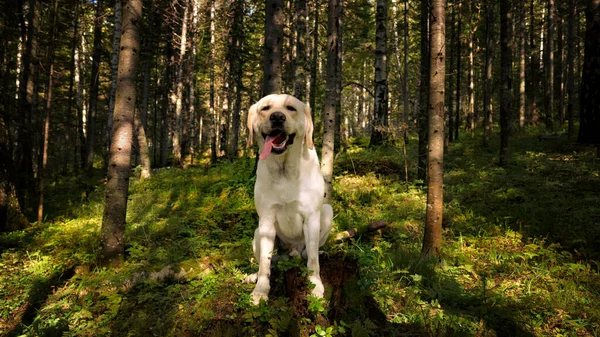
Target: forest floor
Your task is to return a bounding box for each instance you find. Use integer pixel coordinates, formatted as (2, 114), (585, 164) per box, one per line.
(1, 129), (600, 336)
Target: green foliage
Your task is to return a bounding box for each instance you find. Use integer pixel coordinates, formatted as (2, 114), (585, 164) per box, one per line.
(2, 132), (600, 336)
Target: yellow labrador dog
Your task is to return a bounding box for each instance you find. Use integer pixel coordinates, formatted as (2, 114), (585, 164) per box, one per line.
(245, 94), (333, 305)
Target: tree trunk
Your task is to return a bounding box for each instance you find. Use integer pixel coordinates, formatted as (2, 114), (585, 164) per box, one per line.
(577, 0), (600, 145)
(172, 0), (189, 167)
(229, 0), (245, 160)
(483, 0), (493, 147)
(16, 0), (38, 213)
(467, 1), (476, 137)
(309, 0), (319, 115)
(447, 0), (455, 147)
(528, 0), (540, 125)
(417, 0), (430, 181)
(370, 0), (389, 146)
(37, 0), (59, 225)
(453, 0), (461, 141)
(209, 0), (217, 163)
(295, 0), (308, 101)
(263, 0), (284, 95)
(545, 0), (555, 130)
(557, 11), (565, 127)
(85, 0), (104, 172)
(101, 0), (142, 268)
(134, 109), (151, 179)
(566, 0), (576, 139)
(403, 0), (410, 143)
(518, 0), (526, 129)
(422, 0), (445, 259)
(107, 0), (122, 166)
(322, 0), (340, 204)
(499, 0), (513, 166)
(67, 1), (80, 173)
(188, 0), (199, 164)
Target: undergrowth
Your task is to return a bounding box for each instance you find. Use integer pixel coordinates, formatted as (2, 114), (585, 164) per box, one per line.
(1, 130), (599, 336)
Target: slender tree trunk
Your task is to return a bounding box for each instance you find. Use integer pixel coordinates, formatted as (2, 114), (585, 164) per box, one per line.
(107, 0), (122, 166)
(161, 39), (173, 167)
(85, 0), (104, 172)
(467, 1), (476, 137)
(68, 1), (80, 173)
(545, 0), (555, 130)
(37, 0), (59, 225)
(528, 0), (540, 124)
(322, 0), (340, 204)
(447, 0), (455, 146)
(403, 0), (410, 143)
(483, 0), (494, 147)
(188, 0), (199, 164)
(454, 0), (461, 141)
(134, 109), (151, 178)
(263, 0), (284, 95)
(140, 0), (155, 148)
(518, 0), (526, 129)
(422, 0), (446, 259)
(229, 0), (245, 160)
(101, 0), (142, 268)
(417, 0), (430, 181)
(295, 0), (308, 101)
(557, 12), (565, 127)
(577, 0), (600, 146)
(309, 0), (319, 115)
(209, 0), (217, 162)
(172, 0), (189, 167)
(499, 0), (513, 166)
(16, 0), (38, 213)
(567, 0), (576, 139)
(370, 0), (389, 146)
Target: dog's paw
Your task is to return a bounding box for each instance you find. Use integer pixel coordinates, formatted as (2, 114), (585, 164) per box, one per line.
(250, 289), (269, 305)
(244, 273), (258, 284)
(309, 276), (325, 298)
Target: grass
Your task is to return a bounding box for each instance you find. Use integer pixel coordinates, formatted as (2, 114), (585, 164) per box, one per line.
(1, 129), (599, 336)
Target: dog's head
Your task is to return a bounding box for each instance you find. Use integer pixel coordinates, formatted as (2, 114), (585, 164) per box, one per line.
(247, 94), (314, 160)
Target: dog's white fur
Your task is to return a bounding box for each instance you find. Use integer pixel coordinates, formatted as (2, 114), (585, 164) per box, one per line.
(246, 94), (333, 305)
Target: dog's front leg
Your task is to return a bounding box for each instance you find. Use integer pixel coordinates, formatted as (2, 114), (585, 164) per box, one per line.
(304, 212), (324, 298)
(251, 216), (276, 305)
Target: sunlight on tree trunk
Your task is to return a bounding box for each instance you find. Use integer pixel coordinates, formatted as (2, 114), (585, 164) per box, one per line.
(421, 0), (445, 259)
(499, 0), (513, 166)
(101, 0), (142, 268)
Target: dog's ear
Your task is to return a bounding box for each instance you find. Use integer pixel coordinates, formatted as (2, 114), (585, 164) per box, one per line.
(246, 102), (258, 148)
(303, 103), (314, 150)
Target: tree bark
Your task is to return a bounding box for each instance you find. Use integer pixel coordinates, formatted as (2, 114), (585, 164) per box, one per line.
(322, 0), (340, 204)
(528, 0), (540, 125)
(172, 0), (189, 167)
(101, 0), (142, 268)
(209, 0), (217, 163)
(518, 0), (526, 129)
(499, 0), (513, 166)
(85, 0), (104, 172)
(483, 0), (494, 147)
(453, 0), (461, 141)
(577, 0), (600, 146)
(229, 0), (245, 160)
(566, 0), (576, 139)
(370, 0), (389, 146)
(422, 0), (445, 259)
(309, 0), (319, 115)
(544, 0), (555, 130)
(107, 0), (122, 165)
(294, 0), (308, 101)
(403, 0), (410, 143)
(263, 0), (284, 95)
(37, 0), (59, 225)
(417, 0), (430, 181)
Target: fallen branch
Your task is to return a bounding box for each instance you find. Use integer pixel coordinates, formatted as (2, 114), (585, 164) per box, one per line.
(334, 220), (387, 242)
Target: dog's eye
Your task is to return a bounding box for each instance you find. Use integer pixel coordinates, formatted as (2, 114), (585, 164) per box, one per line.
(261, 105), (271, 111)
(286, 105), (297, 111)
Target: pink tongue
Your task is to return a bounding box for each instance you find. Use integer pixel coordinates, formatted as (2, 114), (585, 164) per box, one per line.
(259, 136), (275, 160)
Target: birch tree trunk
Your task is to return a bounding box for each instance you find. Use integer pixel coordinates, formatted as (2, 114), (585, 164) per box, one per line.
(294, 0), (307, 101)
(453, 0), (461, 141)
(209, 0), (217, 162)
(322, 0), (340, 204)
(499, 0), (513, 166)
(422, 0), (445, 259)
(370, 0), (389, 146)
(101, 0), (142, 268)
(518, 0), (526, 129)
(229, 0), (244, 160)
(309, 0), (319, 114)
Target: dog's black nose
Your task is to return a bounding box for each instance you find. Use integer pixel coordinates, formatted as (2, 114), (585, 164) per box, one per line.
(270, 111), (286, 124)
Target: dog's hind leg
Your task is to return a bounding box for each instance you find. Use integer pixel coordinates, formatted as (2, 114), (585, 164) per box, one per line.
(319, 204), (333, 247)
